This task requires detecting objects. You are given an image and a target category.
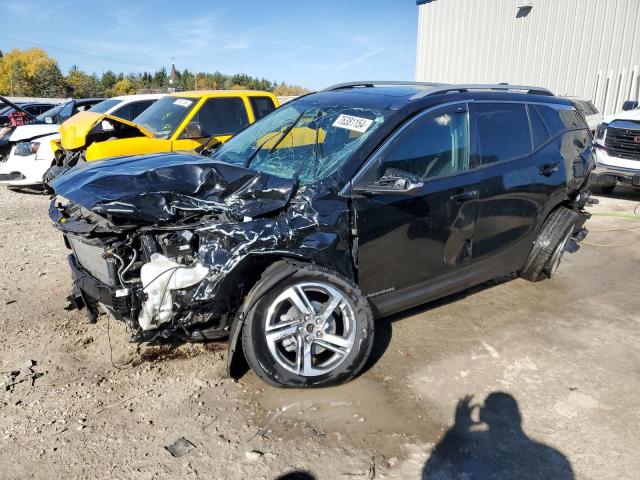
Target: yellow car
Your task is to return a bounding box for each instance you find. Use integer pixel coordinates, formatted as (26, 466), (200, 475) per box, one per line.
(51, 90), (279, 168)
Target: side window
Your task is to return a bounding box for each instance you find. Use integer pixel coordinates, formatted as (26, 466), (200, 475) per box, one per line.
(476, 103), (532, 165)
(375, 107), (469, 180)
(112, 103), (134, 121)
(531, 104), (586, 142)
(250, 97), (276, 120)
(112, 100), (155, 121)
(192, 97), (249, 137)
(129, 100), (155, 120)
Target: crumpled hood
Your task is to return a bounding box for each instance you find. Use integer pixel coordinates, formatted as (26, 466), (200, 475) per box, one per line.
(59, 111), (153, 150)
(50, 152), (297, 224)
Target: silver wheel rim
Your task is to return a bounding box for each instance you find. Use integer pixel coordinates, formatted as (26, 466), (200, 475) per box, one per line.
(548, 229), (572, 276)
(264, 281), (356, 377)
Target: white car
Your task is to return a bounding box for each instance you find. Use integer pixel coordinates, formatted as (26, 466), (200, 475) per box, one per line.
(0, 94), (165, 189)
(592, 100), (640, 194)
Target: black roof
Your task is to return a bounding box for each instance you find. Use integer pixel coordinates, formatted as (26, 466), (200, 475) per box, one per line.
(301, 83), (572, 111)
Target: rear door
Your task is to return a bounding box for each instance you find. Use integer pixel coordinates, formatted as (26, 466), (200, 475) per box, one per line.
(351, 102), (484, 311)
(469, 101), (576, 279)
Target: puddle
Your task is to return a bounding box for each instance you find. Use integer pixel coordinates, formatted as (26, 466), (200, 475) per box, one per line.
(249, 376), (442, 457)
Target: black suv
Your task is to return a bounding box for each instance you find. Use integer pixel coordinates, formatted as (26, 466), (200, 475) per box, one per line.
(49, 82), (594, 388)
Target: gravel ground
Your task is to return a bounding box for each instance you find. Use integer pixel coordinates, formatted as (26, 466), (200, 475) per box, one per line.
(0, 186), (638, 480)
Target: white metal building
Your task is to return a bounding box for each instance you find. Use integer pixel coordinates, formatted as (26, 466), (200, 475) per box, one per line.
(415, 0), (640, 115)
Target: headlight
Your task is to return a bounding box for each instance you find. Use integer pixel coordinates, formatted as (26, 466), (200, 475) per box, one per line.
(14, 141), (40, 156)
(595, 123), (607, 141)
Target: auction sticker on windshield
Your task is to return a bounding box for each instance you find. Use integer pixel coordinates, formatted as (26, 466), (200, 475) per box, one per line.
(173, 99), (193, 108)
(332, 114), (373, 133)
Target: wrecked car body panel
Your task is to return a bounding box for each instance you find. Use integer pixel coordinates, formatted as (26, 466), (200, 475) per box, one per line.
(58, 111), (154, 151)
(50, 152), (353, 341)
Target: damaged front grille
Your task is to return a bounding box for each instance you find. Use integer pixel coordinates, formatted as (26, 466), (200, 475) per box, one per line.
(68, 236), (118, 286)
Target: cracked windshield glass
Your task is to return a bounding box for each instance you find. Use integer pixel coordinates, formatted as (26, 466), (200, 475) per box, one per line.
(212, 102), (387, 184)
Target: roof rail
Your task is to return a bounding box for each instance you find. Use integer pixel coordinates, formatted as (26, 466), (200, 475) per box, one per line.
(422, 83), (554, 97)
(322, 80), (446, 91)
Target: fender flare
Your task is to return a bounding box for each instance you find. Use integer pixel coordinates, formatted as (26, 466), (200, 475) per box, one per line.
(226, 259), (301, 378)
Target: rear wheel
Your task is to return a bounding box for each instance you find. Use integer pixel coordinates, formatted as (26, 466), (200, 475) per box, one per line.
(520, 207), (578, 282)
(241, 263), (374, 388)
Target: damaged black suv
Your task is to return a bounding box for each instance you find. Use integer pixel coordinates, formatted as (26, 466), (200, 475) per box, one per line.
(49, 82), (594, 387)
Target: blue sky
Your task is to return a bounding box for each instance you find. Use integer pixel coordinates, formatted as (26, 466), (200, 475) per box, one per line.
(0, 1), (419, 89)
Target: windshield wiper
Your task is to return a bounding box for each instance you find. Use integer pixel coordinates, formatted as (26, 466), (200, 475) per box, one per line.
(244, 109), (308, 169)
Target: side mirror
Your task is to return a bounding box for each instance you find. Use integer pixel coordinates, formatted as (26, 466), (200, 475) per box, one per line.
(353, 177), (424, 196)
(44, 116), (54, 124)
(622, 101), (639, 111)
(180, 121), (203, 139)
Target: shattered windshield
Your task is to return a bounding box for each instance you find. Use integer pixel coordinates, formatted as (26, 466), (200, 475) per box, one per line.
(212, 101), (387, 184)
(133, 96), (198, 138)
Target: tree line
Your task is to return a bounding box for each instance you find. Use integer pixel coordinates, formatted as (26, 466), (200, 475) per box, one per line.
(0, 48), (309, 98)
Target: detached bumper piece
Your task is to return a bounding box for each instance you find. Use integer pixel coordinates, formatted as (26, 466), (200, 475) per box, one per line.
(67, 255), (131, 322)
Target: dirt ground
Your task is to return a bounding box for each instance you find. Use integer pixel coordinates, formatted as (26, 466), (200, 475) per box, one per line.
(0, 186), (638, 480)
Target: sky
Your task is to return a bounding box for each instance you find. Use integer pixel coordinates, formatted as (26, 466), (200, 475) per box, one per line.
(0, 0), (419, 89)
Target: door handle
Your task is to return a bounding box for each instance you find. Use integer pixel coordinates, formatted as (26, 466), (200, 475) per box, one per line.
(450, 189), (479, 202)
(540, 164), (560, 176)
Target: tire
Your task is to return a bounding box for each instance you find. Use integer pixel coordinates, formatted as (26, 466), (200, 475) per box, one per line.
(241, 262), (374, 388)
(590, 185), (615, 195)
(520, 207), (578, 282)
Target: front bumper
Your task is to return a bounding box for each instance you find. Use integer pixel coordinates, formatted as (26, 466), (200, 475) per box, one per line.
(0, 150), (50, 187)
(592, 148), (640, 188)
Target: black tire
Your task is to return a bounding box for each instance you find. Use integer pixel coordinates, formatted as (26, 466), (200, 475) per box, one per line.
(520, 207), (578, 282)
(241, 261), (374, 388)
(590, 185), (615, 195)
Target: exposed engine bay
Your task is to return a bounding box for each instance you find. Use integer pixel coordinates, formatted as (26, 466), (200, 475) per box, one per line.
(49, 152), (351, 344)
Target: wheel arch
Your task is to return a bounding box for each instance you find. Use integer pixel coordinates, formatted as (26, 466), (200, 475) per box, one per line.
(223, 252), (354, 379)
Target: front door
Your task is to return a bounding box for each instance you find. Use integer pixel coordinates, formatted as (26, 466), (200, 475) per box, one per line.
(351, 103), (483, 312)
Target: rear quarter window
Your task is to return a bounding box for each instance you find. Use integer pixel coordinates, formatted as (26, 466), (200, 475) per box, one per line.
(533, 104), (587, 138)
(476, 103), (532, 165)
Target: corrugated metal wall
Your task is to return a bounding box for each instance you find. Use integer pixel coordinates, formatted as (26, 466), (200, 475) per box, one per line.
(416, 0), (640, 115)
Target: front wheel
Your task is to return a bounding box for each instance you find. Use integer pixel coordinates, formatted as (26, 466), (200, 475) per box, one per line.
(241, 263), (374, 388)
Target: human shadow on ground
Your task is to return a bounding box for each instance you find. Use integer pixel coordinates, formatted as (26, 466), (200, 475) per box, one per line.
(422, 392), (574, 480)
(275, 471), (315, 480)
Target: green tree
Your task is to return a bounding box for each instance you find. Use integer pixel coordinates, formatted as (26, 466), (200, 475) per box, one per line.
(66, 67), (101, 97)
(30, 63), (66, 97)
(100, 70), (117, 94)
(110, 78), (136, 96)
